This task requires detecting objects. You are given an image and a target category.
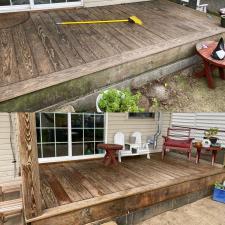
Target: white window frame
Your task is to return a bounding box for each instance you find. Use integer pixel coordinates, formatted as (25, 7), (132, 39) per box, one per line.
(0, 0), (83, 14)
(37, 112), (106, 164)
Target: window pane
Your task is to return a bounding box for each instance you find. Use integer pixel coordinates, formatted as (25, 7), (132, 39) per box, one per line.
(72, 129), (83, 142)
(95, 129), (104, 141)
(12, 0), (29, 5)
(84, 114), (94, 128)
(71, 114), (83, 128)
(56, 129), (68, 142)
(36, 113), (40, 128)
(42, 144), (55, 157)
(56, 143), (68, 156)
(84, 129), (94, 141)
(34, 0), (50, 4)
(95, 142), (105, 154)
(42, 129), (55, 142)
(37, 144), (42, 158)
(55, 114), (67, 127)
(0, 0), (10, 6)
(95, 114), (104, 128)
(37, 129), (41, 143)
(41, 113), (54, 127)
(128, 113), (155, 119)
(84, 143), (94, 155)
(72, 143), (83, 156)
(52, 0), (66, 2)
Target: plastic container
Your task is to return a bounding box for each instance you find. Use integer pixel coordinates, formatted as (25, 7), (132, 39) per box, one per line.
(221, 15), (225, 28)
(213, 187), (225, 204)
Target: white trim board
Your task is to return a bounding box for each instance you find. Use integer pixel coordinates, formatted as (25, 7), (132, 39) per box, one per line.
(0, 1), (82, 13)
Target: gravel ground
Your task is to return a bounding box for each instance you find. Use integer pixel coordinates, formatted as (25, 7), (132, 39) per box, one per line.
(133, 66), (225, 112)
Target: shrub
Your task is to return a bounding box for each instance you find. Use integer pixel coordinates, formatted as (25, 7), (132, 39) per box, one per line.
(98, 88), (144, 112)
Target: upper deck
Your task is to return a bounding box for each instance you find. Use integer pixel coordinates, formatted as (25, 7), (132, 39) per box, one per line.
(0, 0), (225, 110)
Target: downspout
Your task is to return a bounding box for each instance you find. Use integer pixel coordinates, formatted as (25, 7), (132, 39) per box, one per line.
(153, 112), (162, 150)
(9, 113), (17, 178)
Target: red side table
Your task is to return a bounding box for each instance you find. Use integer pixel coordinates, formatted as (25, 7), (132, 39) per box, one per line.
(193, 144), (223, 166)
(196, 41), (225, 89)
(97, 143), (123, 166)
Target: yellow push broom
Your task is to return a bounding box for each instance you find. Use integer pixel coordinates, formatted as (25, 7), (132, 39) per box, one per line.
(56, 16), (143, 26)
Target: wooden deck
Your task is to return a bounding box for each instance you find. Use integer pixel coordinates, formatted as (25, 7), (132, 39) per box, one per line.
(27, 154), (225, 225)
(0, 0), (225, 110)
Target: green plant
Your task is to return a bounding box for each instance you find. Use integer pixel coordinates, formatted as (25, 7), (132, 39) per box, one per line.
(204, 128), (219, 138)
(215, 182), (224, 190)
(98, 88), (144, 112)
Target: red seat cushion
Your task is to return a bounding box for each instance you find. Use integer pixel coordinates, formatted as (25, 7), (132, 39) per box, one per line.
(165, 138), (191, 149)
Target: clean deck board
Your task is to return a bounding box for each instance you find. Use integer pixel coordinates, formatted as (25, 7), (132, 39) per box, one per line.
(39, 154), (224, 210)
(0, 0), (223, 103)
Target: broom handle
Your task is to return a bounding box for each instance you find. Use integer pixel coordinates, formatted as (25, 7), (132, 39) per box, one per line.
(57, 19), (129, 25)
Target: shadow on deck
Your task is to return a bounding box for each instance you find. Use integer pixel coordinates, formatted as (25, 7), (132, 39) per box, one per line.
(0, 0), (225, 111)
(28, 154), (225, 225)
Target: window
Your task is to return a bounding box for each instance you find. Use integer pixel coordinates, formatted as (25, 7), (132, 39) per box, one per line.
(128, 113), (155, 119)
(0, 0), (82, 12)
(36, 112), (105, 161)
(71, 113), (105, 156)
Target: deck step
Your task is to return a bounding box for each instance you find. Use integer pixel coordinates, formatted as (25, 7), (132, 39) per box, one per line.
(0, 198), (22, 222)
(0, 178), (21, 201)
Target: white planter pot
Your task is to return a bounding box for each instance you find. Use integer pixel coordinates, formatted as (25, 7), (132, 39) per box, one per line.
(96, 90), (122, 112)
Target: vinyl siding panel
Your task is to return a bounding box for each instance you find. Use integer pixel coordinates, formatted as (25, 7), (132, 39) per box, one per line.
(107, 112), (171, 152)
(171, 113), (225, 146)
(84, 0), (151, 7)
(0, 113), (19, 183)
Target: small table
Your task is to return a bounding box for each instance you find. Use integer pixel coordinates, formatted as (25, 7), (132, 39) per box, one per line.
(97, 143), (123, 166)
(193, 144), (223, 166)
(195, 41), (225, 89)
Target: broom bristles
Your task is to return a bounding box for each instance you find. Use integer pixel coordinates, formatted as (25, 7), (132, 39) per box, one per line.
(129, 16), (143, 25)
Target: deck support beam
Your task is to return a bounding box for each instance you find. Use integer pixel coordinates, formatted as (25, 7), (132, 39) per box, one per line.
(17, 112), (42, 219)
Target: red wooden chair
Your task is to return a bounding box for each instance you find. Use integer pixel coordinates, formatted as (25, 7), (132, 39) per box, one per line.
(162, 128), (194, 160)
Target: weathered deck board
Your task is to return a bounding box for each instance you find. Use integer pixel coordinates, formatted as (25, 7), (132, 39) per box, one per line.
(0, 0), (224, 107)
(0, 29), (19, 85)
(39, 154), (225, 210)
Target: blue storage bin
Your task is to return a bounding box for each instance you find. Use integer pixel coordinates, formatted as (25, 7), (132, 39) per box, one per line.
(213, 187), (225, 204)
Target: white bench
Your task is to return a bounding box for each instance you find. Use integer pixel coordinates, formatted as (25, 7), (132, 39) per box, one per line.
(114, 132), (151, 162)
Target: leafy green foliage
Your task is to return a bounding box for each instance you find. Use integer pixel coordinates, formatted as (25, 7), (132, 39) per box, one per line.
(215, 182), (225, 190)
(98, 88), (144, 112)
(204, 128), (219, 138)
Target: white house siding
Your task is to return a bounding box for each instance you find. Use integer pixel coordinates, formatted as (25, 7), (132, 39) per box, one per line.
(84, 0), (151, 8)
(106, 112), (171, 152)
(171, 113), (225, 147)
(0, 113), (19, 183)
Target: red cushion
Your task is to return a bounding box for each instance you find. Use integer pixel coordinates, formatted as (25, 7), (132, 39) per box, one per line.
(165, 138), (191, 149)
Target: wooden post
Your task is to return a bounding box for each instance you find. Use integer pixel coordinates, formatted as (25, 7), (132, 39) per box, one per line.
(17, 113), (42, 220)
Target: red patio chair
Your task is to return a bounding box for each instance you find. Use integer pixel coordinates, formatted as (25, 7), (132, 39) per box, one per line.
(162, 128), (194, 160)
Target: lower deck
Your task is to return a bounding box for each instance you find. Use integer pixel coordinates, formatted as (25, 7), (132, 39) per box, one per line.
(28, 154), (225, 225)
(0, 0), (225, 110)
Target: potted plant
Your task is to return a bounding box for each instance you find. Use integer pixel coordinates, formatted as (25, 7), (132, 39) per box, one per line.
(96, 88), (144, 112)
(213, 182), (225, 204)
(204, 128), (219, 145)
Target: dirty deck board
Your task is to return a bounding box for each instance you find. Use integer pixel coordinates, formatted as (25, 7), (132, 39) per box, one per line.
(39, 154), (224, 210)
(0, 0), (222, 102)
